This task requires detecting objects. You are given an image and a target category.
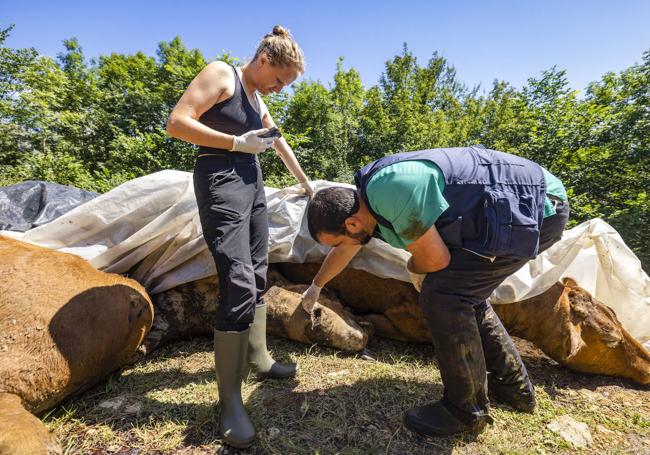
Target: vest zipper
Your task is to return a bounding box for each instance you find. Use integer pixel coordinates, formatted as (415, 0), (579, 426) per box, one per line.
(462, 248), (496, 262)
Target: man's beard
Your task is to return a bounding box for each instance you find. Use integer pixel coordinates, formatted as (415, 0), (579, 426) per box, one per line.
(346, 228), (372, 245)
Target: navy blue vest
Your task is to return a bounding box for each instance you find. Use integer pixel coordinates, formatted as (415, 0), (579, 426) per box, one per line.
(354, 146), (547, 259)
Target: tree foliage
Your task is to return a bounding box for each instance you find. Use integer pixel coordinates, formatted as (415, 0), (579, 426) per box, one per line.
(0, 28), (648, 269)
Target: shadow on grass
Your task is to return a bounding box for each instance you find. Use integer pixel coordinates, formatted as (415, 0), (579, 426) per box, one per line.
(47, 336), (486, 454)
(50, 333), (649, 454)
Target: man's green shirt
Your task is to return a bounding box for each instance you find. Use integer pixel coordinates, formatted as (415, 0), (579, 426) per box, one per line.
(365, 160), (567, 249)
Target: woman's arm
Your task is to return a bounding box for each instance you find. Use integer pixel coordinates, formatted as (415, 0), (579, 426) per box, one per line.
(166, 61), (236, 149)
(272, 137), (311, 184)
(259, 98), (313, 194)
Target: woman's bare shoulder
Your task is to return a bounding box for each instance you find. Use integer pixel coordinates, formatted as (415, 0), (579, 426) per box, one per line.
(201, 60), (235, 80)
(191, 61), (235, 98)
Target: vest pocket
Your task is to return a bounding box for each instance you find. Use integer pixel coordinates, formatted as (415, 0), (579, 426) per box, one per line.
(483, 192), (540, 257)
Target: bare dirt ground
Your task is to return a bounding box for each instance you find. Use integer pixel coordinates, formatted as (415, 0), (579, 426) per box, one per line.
(45, 335), (649, 454)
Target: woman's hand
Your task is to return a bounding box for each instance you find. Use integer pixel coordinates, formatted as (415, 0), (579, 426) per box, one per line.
(230, 128), (276, 154)
(299, 180), (315, 197)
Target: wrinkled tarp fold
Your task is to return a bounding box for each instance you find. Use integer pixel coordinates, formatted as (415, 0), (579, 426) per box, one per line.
(2, 170), (648, 344)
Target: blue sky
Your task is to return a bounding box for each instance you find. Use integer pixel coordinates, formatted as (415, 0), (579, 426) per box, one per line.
(2, 0), (649, 93)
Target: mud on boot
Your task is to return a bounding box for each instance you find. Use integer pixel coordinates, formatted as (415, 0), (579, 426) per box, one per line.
(488, 373), (536, 412)
(476, 301), (536, 413)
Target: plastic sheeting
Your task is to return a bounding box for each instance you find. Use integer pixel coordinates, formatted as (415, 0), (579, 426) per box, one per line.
(0, 181), (98, 232)
(492, 219), (650, 345)
(2, 170), (648, 344)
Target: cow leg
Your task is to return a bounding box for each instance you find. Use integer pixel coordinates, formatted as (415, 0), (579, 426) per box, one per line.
(0, 393), (61, 455)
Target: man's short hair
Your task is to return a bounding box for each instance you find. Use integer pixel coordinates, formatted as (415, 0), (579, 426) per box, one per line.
(307, 187), (359, 241)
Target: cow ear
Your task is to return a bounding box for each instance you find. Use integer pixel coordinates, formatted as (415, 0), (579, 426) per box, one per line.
(562, 277), (578, 288)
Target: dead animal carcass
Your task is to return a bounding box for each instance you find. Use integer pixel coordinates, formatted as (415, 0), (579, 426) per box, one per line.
(0, 237), (154, 455)
(145, 268), (370, 353)
(276, 263), (650, 385)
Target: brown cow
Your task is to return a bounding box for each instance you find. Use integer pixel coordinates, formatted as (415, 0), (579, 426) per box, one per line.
(274, 263), (427, 343)
(264, 285), (370, 352)
(4, 239), (647, 453)
(276, 263), (650, 385)
(495, 278), (650, 385)
(0, 237), (154, 455)
(145, 268), (370, 354)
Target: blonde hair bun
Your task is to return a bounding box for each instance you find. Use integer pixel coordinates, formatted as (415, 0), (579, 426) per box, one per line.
(272, 25), (289, 37)
(254, 25), (305, 73)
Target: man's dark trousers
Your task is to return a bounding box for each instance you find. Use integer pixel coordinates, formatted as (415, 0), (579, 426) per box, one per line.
(419, 200), (569, 421)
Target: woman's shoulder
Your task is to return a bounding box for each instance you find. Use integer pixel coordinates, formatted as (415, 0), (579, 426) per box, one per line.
(204, 60), (235, 78)
(194, 61), (236, 98)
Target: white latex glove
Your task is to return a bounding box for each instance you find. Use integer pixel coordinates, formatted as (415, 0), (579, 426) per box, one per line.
(230, 128), (275, 154)
(301, 281), (322, 313)
(300, 180), (315, 197)
(408, 269), (425, 292)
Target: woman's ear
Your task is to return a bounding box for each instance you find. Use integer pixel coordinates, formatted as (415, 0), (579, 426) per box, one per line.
(258, 52), (269, 67)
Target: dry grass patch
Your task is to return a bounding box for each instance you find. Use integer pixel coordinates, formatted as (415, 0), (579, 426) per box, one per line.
(44, 336), (650, 454)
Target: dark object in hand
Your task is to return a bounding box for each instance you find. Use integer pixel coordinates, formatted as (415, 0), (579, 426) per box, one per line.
(258, 126), (282, 139)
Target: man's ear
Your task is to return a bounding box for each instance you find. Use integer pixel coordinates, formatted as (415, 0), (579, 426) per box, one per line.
(344, 216), (363, 233)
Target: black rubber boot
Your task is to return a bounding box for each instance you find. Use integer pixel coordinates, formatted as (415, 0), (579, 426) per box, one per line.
(475, 301), (536, 412)
(404, 293), (492, 438)
(214, 329), (256, 449)
(404, 394), (493, 437)
(246, 303), (298, 380)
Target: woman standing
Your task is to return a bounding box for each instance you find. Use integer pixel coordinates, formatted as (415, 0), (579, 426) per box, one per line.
(166, 26), (312, 448)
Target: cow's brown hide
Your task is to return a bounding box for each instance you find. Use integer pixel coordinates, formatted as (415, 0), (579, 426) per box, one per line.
(145, 268), (370, 353)
(264, 285), (370, 352)
(0, 394), (61, 455)
(494, 278), (650, 385)
(276, 263), (650, 385)
(274, 263), (429, 342)
(0, 236), (154, 455)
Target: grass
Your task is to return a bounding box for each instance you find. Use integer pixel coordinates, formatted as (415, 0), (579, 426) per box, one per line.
(44, 336), (650, 454)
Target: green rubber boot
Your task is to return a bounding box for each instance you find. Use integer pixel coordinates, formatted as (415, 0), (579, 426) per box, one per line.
(214, 329), (255, 449)
(247, 303), (298, 380)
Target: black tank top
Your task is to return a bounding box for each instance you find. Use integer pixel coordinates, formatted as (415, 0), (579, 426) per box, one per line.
(197, 65), (263, 154)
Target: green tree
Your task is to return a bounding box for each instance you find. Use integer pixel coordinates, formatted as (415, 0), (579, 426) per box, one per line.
(0, 28), (647, 270)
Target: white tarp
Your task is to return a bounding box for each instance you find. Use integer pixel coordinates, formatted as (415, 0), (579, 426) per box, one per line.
(2, 170), (649, 344)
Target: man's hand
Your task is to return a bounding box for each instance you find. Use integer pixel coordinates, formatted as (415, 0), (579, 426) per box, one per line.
(301, 281), (322, 313)
(230, 129), (275, 154)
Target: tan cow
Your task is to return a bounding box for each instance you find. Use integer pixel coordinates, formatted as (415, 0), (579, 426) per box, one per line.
(4, 237), (647, 453)
(0, 237), (154, 455)
(276, 263), (650, 385)
(495, 278), (650, 385)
